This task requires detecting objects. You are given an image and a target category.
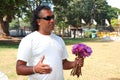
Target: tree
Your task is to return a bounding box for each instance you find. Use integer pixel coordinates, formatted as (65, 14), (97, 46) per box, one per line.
(53, 0), (70, 36)
(0, 0), (59, 37)
(66, 0), (119, 27)
(1, 0), (120, 37)
(111, 18), (119, 27)
(0, 0), (27, 36)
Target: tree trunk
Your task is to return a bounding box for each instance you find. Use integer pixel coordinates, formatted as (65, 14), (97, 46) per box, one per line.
(0, 19), (10, 36)
(0, 19), (3, 34)
(62, 27), (65, 38)
(73, 29), (76, 39)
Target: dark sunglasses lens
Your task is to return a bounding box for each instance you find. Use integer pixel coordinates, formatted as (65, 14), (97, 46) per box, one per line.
(44, 15), (54, 20)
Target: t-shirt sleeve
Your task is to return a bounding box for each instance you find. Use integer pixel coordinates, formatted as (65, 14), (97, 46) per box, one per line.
(60, 38), (68, 60)
(17, 37), (32, 62)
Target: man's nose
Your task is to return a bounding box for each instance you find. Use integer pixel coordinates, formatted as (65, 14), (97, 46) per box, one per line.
(50, 18), (55, 22)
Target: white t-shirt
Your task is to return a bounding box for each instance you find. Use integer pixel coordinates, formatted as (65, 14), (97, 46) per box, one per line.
(17, 31), (68, 80)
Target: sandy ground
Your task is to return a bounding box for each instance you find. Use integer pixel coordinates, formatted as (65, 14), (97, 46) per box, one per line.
(0, 40), (120, 80)
(64, 41), (120, 80)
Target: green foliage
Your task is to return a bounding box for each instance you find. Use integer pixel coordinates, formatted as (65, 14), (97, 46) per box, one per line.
(106, 6), (120, 20)
(63, 38), (100, 45)
(53, 0), (70, 7)
(111, 18), (119, 27)
(59, 0), (120, 27)
(0, 0), (27, 19)
(19, 20), (30, 28)
(84, 31), (92, 38)
(9, 18), (30, 29)
(57, 21), (68, 29)
(54, 0), (69, 22)
(66, 0), (84, 26)
(9, 19), (19, 29)
(0, 41), (19, 49)
(59, 0), (114, 27)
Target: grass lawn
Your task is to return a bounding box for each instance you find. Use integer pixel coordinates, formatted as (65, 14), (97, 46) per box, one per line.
(0, 38), (120, 80)
(0, 41), (27, 80)
(63, 38), (100, 45)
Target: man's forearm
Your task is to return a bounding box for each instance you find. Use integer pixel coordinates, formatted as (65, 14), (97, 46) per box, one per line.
(16, 65), (34, 75)
(16, 60), (35, 75)
(63, 59), (75, 70)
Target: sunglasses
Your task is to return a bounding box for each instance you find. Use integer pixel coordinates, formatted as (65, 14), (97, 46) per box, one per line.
(38, 15), (54, 21)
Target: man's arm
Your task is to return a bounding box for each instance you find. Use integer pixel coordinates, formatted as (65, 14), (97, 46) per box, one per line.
(62, 59), (75, 70)
(62, 58), (84, 70)
(16, 56), (52, 75)
(16, 60), (34, 75)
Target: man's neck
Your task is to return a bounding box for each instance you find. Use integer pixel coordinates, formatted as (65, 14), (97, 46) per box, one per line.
(37, 31), (51, 35)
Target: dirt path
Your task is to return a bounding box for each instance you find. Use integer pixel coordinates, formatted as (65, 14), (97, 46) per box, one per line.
(64, 41), (120, 80)
(0, 37), (21, 44)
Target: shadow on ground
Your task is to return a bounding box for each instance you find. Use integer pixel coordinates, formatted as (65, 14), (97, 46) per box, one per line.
(0, 37), (21, 48)
(108, 78), (120, 80)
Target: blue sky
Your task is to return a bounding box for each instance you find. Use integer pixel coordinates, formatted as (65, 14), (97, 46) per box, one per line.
(107, 0), (120, 9)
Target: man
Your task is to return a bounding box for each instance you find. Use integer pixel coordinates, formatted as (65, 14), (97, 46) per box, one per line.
(16, 5), (83, 80)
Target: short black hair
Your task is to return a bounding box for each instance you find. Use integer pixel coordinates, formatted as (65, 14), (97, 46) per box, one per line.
(31, 5), (51, 31)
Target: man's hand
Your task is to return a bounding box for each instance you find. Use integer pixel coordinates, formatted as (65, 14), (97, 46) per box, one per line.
(75, 57), (84, 67)
(34, 55), (52, 74)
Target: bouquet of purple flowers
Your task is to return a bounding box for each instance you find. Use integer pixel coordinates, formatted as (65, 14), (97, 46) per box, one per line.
(71, 43), (92, 77)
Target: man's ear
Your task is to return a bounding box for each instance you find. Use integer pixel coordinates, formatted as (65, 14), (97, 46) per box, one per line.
(36, 19), (41, 26)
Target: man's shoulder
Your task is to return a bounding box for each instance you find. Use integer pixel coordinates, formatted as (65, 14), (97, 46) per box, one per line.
(52, 33), (62, 39)
(51, 33), (64, 43)
(22, 31), (37, 40)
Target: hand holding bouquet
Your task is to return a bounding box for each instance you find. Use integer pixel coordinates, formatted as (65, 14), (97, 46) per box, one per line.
(71, 43), (92, 78)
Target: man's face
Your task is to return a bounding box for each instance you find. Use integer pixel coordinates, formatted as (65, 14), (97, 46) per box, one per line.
(37, 9), (55, 35)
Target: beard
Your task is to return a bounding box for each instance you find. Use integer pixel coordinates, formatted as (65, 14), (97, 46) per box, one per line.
(48, 23), (54, 30)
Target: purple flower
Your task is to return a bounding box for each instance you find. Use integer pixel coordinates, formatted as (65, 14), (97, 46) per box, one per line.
(72, 43), (92, 57)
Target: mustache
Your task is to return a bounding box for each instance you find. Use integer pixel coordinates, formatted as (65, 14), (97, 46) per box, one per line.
(49, 23), (54, 26)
